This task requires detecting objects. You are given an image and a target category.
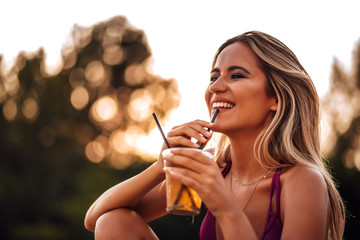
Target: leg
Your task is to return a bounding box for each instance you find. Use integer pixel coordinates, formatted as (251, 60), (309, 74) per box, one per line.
(95, 208), (159, 240)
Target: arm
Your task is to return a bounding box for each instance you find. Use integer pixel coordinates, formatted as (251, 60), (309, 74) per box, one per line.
(281, 166), (330, 239)
(162, 148), (258, 239)
(84, 119), (214, 232)
(84, 161), (166, 231)
(163, 149), (330, 239)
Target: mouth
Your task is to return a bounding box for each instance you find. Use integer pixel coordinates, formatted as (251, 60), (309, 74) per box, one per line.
(212, 102), (235, 109)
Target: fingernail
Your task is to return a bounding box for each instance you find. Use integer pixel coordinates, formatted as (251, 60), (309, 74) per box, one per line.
(204, 131), (211, 137)
(162, 148), (172, 158)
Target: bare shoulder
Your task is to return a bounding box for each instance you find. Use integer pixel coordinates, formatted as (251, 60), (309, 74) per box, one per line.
(280, 164), (329, 204)
(279, 165), (330, 238)
(281, 165), (326, 188)
(280, 164), (330, 224)
(281, 164), (327, 193)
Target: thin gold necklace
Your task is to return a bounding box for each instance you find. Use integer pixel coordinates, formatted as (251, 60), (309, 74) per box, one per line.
(231, 169), (270, 186)
(230, 169), (270, 211)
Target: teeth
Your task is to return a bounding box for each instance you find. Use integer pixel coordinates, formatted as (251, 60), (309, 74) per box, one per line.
(212, 102), (234, 108)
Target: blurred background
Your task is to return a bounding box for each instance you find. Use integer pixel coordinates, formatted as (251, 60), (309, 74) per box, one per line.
(1, 0), (359, 239)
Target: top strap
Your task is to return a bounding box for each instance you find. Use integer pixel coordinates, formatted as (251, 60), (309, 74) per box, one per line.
(222, 161), (232, 177)
(270, 168), (281, 213)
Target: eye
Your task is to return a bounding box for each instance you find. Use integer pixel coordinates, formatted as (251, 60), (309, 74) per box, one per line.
(231, 73), (245, 79)
(210, 75), (219, 82)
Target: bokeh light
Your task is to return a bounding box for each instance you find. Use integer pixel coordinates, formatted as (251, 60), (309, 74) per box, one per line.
(3, 98), (17, 121)
(62, 48), (77, 70)
(124, 63), (145, 86)
(0, 15), (180, 170)
(4, 72), (20, 96)
(354, 150), (360, 170)
(0, 84), (6, 103)
(90, 96), (117, 122)
(127, 89), (152, 121)
(85, 141), (105, 163)
(21, 97), (39, 121)
(110, 126), (147, 154)
(69, 68), (86, 88)
(103, 45), (125, 65)
(147, 84), (166, 105)
(85, 60), (107, 87)
(110, 129), (128, 154)
(71, 86), (89, 110)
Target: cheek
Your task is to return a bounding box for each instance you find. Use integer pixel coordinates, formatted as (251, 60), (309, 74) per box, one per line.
(204, 87), (211, 107)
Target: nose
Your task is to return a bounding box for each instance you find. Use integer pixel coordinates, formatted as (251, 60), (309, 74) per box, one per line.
(209, 77), (227, 94)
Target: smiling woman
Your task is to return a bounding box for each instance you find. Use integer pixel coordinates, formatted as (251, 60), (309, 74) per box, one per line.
(84, 31), (345, 240)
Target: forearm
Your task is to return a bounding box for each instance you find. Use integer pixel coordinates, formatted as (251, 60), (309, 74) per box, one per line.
(84, 162), (165, 231)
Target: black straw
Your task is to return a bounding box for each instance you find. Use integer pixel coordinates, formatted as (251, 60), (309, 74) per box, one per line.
(199, 108), (219, 150)
(152, 110), (219, 210)
(152, 113), (171, 149)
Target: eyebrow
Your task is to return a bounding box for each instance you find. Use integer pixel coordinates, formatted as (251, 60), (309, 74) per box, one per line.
(211, 65), (251, 75)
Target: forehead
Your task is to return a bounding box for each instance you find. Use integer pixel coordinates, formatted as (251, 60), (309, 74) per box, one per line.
(214, 42), (261, 70)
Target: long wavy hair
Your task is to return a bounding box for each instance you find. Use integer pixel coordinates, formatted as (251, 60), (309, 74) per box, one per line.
(212, 31), (345, 239)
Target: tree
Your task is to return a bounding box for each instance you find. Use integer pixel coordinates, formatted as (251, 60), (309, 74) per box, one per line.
(0, 16), (181, 239)
(322, 40), (360, 240)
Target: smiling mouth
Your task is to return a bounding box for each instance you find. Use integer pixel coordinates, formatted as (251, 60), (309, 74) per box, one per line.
(212, 102), (234, 109)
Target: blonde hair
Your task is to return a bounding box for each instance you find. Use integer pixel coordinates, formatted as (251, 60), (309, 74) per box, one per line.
(212, 31), (345, 239)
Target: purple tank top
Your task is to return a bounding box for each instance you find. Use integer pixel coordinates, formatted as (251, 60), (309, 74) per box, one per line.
(200, 162), (283, 240)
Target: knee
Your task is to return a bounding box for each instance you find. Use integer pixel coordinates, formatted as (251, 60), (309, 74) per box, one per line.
(95, 208), (157, 240)
(95, 209), (129, 239)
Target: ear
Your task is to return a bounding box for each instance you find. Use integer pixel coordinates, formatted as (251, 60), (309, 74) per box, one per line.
(269, 97), (278, 111)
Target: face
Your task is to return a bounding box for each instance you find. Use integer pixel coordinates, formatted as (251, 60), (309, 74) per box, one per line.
(205, 42), (277, 136)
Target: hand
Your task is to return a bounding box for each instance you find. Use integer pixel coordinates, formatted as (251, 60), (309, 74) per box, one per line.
(162, 147), (232, 216)
(155, 120), (214, 176)
(166, 120), (214, 148)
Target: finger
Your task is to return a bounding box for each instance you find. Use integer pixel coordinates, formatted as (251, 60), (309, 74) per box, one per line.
(171, 120), (214, 132)
(168, 126), (208, 145)
(163, 148), (215, 166)
(168, 122), (214, 142)
(167, 136), (200, 148)
(162, 151), (206, 173)
(163, 165), (219, 195)
(165, 168), (199, 190)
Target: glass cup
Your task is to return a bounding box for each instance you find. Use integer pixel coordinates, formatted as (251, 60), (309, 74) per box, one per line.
(165, 170), (202, 215)
(164, 149), (213, 215)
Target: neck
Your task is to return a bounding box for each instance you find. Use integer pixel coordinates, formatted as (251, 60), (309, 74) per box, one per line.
(228, 133), (267, 182)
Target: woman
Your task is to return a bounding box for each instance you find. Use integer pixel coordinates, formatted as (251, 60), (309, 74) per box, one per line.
(84, 31), (345, 239)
